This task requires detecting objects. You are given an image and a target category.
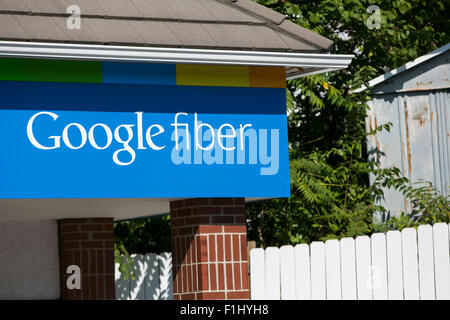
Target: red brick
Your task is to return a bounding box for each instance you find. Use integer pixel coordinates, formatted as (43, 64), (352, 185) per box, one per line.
(211, 198), (234, 205)
(73, 289), (81, 300)
(199, 236), (208, 260)
(74, 250), (81, 268)
(82, 276), (89, 300)
(81, 250), (88, 274)
(223, 207), (245, 215)
(170, 200), (185, 210)
(170, 218), (185, 227)
(192, 264), (197, 292)
(97, 250), (104, 274)
(186, 239), (192, 264)
(198, 291), (226, 300)
(209, 263), (217, 291)
(185, 216), (210, 225)
(178, 226), (193, 236)
(233, 198), (245, 206)
(104, 240), (114, 249)
(197, 225), (222, 234)
(198, 263), (209, 291)
(93, 232), (114, 240)
(241, 235), (248, 261)
(61, 224), (79, 232)
(60, 250), (73, 267)
(82, 241), (103, 249)
(227, 291), (249, 300)
(81, 224), (103, 231)
(103, 223), (114, 232)
(105, 275), (115, 299)
(179, 293), (196, 300)
(185, 198), (209, 207)
(234, 216), (246, 224)
(217, 235), (224, 262)
(89, 275), (97, 299)
(211, 216), (234, 224)
(223, 225), (247, 233)
(217, 263), (225, 290)
(241, 263), (249, 290)
(104, 250), (114, 274)
(182, 265), (187, 293)
(89, 250), (97, 274)
(188, 264), (193, 293)
(193, 207), (222, 215)
(61, 233), (88, 241)
(233, 235), (241, 261)
(234, 263), (241, 290)
(61, 241), (79, 250)
(177, 208), (192, 217)
(226, 263), (234, 290)
(225, 235), (232, 261)
(208, 235), (216, 262)
(97, 276), (105, 300)
(178, 238), (183, 266)
(173, 267), (179, 293)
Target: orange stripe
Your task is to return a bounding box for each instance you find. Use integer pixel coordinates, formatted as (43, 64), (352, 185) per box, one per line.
(249, 66), (286, 88)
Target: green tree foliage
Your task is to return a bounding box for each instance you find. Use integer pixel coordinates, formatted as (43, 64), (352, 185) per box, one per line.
(246, 0), (450, 247)
(114, 215), (171, 254)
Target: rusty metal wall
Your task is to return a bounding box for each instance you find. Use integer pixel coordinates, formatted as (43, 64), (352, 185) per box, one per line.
(366, 48), (449, 217)
(366, 89), (449, 217)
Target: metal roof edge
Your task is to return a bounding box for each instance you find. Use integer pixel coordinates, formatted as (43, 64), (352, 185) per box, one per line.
(353, 43), (450, 93)
(0, 41), (353, 76)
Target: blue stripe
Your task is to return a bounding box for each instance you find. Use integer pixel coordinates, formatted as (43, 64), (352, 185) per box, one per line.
(102, 62), (176, 85)
(0, 81), (286, 115)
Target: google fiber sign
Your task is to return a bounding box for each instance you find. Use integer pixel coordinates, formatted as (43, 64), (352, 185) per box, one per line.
(0, 66), (289, 199)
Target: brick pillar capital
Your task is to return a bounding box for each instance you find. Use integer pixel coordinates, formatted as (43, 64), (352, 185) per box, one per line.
(170, 198), (249, 300)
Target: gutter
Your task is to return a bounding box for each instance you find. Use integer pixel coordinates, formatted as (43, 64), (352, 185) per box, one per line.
(0, 41), (353, 79)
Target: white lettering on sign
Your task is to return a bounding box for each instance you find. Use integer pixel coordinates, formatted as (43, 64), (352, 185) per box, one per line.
(26, 111), (279, 175)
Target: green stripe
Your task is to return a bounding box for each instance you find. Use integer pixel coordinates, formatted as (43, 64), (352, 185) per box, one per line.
(0, 58), (102, 83)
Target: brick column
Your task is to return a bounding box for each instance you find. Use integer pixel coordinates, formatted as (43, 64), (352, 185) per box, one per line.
(58, 218), (115, 300)
(170, 198), (249, 300)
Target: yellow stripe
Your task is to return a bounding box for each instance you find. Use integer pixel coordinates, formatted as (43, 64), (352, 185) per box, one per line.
(176, 65), (249, 87)
(249, 66), (286, 88)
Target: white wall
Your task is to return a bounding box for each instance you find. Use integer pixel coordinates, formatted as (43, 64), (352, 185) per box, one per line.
(0, 220), (60, 299)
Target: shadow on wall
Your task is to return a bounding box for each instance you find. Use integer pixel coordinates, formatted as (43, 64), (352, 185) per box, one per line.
(115, 252), (173, 300)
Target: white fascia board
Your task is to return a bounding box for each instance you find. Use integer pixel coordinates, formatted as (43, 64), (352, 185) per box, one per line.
(0, 41), (353, 72)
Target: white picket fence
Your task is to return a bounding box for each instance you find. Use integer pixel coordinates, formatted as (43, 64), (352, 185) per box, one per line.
(249, 223), (450, 300)
(115, 223), (450, 300)
(115, 252), (173, 300)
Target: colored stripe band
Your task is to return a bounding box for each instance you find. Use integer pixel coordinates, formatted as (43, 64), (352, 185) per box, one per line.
(0, 58), (285, 88)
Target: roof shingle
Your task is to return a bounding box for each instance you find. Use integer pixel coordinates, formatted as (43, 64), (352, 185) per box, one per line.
(0, 0), (334, 53)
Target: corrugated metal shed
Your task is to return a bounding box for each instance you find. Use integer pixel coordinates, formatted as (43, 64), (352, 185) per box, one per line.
(366, 44), (450, 217)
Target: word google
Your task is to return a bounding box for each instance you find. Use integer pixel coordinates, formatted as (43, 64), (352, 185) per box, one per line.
(26, 111), (254, 166)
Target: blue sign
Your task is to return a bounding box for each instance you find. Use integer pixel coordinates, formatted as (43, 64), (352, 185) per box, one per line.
(0, 81), (290, 198)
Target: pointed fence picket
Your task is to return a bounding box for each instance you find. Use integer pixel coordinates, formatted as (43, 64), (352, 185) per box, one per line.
(249, 223), (450, 300)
